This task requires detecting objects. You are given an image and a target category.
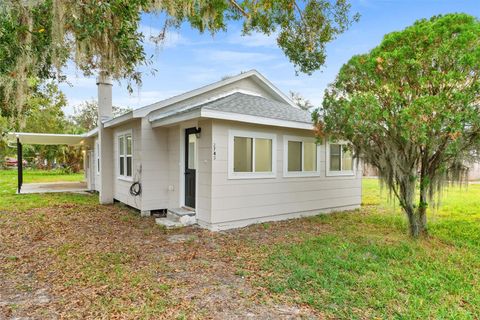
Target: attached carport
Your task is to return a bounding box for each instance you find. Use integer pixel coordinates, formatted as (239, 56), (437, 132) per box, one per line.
(6, 132), (91, 194)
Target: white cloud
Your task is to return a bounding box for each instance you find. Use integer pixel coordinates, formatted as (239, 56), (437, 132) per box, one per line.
(197, 49), (275, 66)
(183, 67), (222, 84)
(228, 30), (279, 48)
(62, 74), (96, 88)
(114, 90), (182, 109)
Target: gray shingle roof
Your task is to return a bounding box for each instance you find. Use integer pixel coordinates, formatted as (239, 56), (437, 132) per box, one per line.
(152, 92), (312, 124)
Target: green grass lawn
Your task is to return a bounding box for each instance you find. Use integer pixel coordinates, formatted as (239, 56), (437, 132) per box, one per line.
(0, 169), (91, 211)
(1, 170), (479, 318)
(259, 179), (480, 319)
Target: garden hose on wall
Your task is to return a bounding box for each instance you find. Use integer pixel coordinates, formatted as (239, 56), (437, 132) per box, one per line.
(129, 181), (141, 196)
(130, 164), (142, 197)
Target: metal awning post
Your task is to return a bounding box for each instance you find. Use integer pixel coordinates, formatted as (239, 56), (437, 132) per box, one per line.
(17, 138), (23, 194)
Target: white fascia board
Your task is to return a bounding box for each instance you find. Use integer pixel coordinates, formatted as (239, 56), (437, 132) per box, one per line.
(83, 127), (98, 138)
(201, 109), (314, 130)
(103, 111), (134, 128)
(250, 72), (297, 108)
(150, 109), (202, 128)
(150, 108), (313, 130)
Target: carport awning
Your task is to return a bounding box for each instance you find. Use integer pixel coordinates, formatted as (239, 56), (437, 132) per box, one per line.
(7, 132), (87, 146)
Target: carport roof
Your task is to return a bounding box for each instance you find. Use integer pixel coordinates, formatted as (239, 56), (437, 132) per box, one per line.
(7, 132), (88, 146)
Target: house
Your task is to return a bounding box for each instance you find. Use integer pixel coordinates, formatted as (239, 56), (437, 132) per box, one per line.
(9, 70), (362, 230)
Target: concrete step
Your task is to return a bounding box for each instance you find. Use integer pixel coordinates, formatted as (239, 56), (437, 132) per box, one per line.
(155, 218), (184, 229)
(167, 207), (195, 222)
(156, 207), (197, 228)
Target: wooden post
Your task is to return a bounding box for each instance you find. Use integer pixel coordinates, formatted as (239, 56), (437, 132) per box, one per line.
(17, 138), (23, 194)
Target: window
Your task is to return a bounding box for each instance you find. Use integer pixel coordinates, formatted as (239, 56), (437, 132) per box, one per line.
(255, 138), (272, 172)
(284, 136), (319, 177)
(327, 142), (354, 176)
(229, 130), (276, 179)
(187, 134), (197, 170)
(233, 137), (253, 172)
(118, 132), (133, 178)
(96, 142), (100, 174)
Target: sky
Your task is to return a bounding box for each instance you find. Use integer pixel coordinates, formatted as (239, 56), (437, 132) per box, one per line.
(59, 0), (480, 115)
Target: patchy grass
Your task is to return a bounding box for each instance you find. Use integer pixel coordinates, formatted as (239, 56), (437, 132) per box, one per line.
(1, 171), (479, 319)
(0, 169), (313, 319)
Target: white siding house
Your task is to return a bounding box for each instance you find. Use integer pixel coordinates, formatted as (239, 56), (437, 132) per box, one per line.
(9, 70), (362, 230)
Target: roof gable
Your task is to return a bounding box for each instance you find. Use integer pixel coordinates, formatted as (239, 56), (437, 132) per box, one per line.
(150, 92), (313, 130)
(104, 70), (296, 127)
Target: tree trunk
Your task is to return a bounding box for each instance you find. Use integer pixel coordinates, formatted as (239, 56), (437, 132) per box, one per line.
(397, 174), (428, 238)
(416, 165), (429, 237)
(406, 210), (427, 238)
(405, 181), (428, 238)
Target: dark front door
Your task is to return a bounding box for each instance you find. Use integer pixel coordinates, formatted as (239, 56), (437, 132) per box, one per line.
(184, 128), (197, 208)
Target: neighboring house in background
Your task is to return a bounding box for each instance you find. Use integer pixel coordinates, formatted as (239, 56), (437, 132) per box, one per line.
(9, 70), (362, 231)
(467, 162), (480, 180)
(363, 162), (480, 181)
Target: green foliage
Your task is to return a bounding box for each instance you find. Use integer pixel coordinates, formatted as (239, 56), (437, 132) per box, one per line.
(23, 81), (68, 133)
(70, 100), (132, 132)
(315, 14), (480, 237)
(289, 91), (313, 110)
(0, 79), (85, 172)
(0, 0), (358, 99)
(0, 0), (63, 122)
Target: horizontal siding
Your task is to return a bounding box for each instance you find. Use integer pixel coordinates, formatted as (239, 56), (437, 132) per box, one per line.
(213, 196), (361, 224)
(211, 178), (361, 197)
(93, 137), (100, 191)
(167, 126), (181, 209)
(213, 187), (361, 211)
(196, 120), (213, 221)
(210, 120), (362, 224)
(139, 118), (169, 211)
(112, 120), (142, 210)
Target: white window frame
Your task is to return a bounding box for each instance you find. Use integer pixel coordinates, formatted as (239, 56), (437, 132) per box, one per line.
(117, 130), (133, 181)
(326, 141), (355, 177)
(283, 135), (321, 178)
(95, 141), (100, 174)
(228, 129), (277, 180)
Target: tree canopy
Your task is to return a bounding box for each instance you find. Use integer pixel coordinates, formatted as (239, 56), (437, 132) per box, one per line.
(314, 13), (480, 237)
(0, 0), (358, 118)
(70, 100), (132, 132)
(290, 91), (314, 110)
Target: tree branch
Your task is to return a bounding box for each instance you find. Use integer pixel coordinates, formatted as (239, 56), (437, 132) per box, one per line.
(228, 0), (248, 17)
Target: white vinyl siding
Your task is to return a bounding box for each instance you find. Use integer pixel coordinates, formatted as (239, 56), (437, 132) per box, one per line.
(228, 129), (276, 179)
(326, 142), (354, 176)
(207, 120), (362, 230)
(283, 135), (320, 177)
